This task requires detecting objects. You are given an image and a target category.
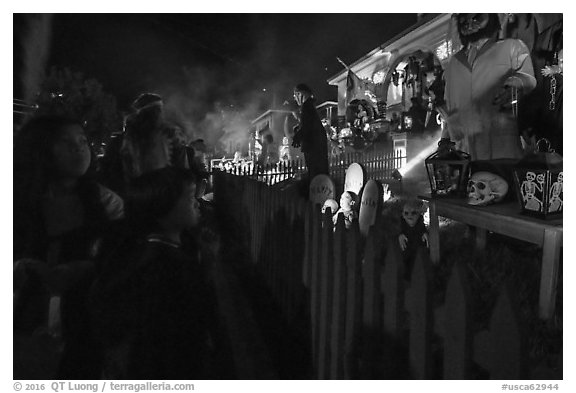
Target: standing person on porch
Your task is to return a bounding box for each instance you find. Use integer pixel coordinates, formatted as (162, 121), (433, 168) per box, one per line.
(442, 13), (536, 161)
(292, 83), (329, 183)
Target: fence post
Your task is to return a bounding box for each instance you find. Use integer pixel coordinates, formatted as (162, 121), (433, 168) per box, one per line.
(407, 247), (433, 379)
(330, 213), (347, 379)
(443, 261), (472, 379)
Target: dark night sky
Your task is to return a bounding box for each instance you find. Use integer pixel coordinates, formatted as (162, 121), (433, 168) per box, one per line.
(15, 13), (418, 111)
(13, 12), (421, 147)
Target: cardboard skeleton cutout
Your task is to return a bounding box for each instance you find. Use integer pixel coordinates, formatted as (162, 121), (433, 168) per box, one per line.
(548, 172), (563, 212)
(467, 171), (509, 206)
(520, 171), (542, 211)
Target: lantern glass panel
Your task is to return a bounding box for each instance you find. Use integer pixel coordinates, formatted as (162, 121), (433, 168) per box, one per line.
(425, 146), (471, 198)
(512, 139), (563, 219)
(513, 168), (563, 218)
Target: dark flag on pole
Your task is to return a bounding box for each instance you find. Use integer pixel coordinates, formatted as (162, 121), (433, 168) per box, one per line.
(337, 57), (373, 107)
(346, 69), (368, 107)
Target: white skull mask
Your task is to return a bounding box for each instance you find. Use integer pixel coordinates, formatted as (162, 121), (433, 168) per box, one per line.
(467, 171), (509, 206)
(322, 199), (339, 214)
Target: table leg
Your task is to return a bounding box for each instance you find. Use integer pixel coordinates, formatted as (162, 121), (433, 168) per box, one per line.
(539, 228), (562, 319)
(428, 201), (440, 264)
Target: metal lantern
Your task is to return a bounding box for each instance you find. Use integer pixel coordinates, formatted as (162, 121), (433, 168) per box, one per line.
(425, 138), (471, 197)
(512, 139), (563, 219)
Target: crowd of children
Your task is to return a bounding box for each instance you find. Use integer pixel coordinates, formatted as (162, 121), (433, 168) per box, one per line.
(14, 93), (218, 379)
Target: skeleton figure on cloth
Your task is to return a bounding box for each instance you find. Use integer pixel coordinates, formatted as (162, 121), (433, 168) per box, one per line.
(442, 14), (536, 160)
(398, 199), (429, 281)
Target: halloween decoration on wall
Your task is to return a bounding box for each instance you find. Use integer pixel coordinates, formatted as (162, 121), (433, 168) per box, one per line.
(342, 99), (378, 150)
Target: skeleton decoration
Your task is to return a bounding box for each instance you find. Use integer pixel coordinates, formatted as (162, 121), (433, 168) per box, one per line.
(467, 171), (509, 206)
(520, 171), (543, 212)
(548, 172), (563, 213)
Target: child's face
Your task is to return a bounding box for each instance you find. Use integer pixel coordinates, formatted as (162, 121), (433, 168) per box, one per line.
(51, 124), (91, 179)
(169, 183), (201, 230)
(402, 206), (420, 227)
(340, 192), (353, 210)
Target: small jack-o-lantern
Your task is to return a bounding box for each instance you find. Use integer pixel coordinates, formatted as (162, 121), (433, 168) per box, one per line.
(467, 171), (509, 206)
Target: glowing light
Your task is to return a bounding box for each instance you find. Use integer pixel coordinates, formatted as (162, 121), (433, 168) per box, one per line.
(398, 139), (439, 177)
(339, 128), (353, 138)
(436, 40), (453, 61)
(372, 70), (385, 84)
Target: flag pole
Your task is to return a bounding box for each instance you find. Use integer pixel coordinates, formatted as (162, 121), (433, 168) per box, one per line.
(336, 56), (350, 71)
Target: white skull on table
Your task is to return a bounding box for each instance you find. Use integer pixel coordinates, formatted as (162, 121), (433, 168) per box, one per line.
(467, 171), (509, 206)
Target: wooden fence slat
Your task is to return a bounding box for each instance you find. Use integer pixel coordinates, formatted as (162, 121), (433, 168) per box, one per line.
(318, 210), (335, 379)
(292, 199), (307, 318)
(382, 239), (405, 340)
(473, 283), (526, 379)
(265, 185), (273, 285)
(254, 182), (261, 265)
(407, 247), (433, 379)
(303, 203), (313, 289)
(362, 228), (381, 330)
(330, 213), (347, 379)
(310, 205), (322, 377)
(282, 194), (292, 318)
(271, 192), (280, 300)
(443, 261), (472, 379)
(344, 221), (362, 379)
(283, 201), (292, 318)
(246, 180), (255, 263)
